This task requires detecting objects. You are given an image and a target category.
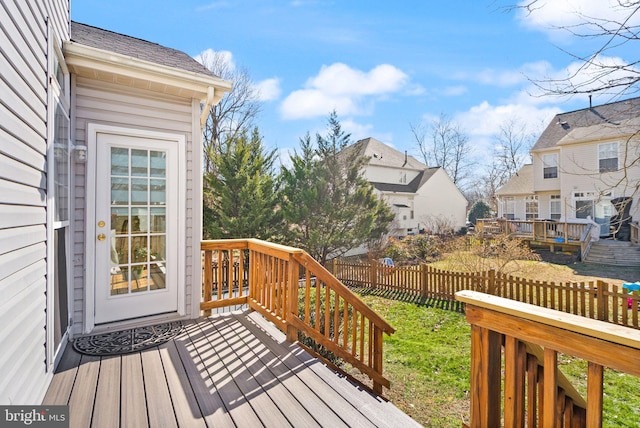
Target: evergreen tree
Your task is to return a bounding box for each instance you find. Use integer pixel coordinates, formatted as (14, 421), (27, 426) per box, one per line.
(203, 128), (281, 240)
(467, 200), (492, 225)
(281, 111), (394, 263)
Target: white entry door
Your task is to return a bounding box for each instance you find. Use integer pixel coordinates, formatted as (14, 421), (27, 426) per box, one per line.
(94, 132), (179, 324)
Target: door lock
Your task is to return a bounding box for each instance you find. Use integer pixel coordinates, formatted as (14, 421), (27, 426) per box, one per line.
(97, 233), (107, 241)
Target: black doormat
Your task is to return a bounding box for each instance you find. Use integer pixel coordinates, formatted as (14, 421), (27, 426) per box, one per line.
(73, 321), (183, 356)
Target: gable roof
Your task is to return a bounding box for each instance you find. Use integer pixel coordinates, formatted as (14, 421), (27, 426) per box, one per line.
(346, 137), (426, 170)
(495, 164), (533, 196)
(370, 167), (440, 193)
(70, 21), (218, 78)
(532, 96), (640, 152)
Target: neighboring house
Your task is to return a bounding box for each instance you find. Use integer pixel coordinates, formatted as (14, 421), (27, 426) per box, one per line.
(1, 1), (231, 405)
(345, 138), (467, 238)
(496, 97), (640, 237)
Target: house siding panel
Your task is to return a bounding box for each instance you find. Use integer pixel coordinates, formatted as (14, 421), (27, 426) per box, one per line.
(72, 77), (195, 334)
(0, 0), (70, 405)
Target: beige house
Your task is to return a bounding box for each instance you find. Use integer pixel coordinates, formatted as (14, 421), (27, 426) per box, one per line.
(346, 138), (467, 237)
(496, 97), (640, 237)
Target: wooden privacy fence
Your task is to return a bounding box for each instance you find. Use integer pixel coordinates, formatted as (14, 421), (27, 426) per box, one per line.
(331, 259), (640, 329)
(201, 239), (395, 394)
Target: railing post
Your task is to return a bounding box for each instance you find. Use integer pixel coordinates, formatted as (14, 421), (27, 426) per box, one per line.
(469, 325), (501, 428)
(543, 349), (558, 428)
(203, 249), (213, 316)
(286, 258), (300, 343)
(586, 362), (604, 428)
(373, 325), (383, 395)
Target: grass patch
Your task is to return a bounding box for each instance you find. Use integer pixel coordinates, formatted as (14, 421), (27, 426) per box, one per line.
(356, 295), (471, 427)
(352, 291), (640, 427)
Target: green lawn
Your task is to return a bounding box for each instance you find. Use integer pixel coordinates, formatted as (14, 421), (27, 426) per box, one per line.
(354, 293), (640, 428)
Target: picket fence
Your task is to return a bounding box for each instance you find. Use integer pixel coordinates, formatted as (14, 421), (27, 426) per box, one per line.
(330, 259), (640, 329)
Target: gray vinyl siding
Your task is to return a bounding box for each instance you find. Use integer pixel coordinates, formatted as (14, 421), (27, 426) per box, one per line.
(72, 77), (195, 334)
(0, 0), (69, 405)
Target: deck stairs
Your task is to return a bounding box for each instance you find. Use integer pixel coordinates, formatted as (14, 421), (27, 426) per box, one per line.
(583, 240), (640, 267)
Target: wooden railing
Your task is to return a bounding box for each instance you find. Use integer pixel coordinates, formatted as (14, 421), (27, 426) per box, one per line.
(456, 290), (640, 427)
(476, 218), (589, 244)
(201, 239), (395, 394)
(331, 260), (640, 329)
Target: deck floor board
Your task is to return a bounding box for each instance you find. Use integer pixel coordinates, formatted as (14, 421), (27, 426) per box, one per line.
(43, 311), (420, 427)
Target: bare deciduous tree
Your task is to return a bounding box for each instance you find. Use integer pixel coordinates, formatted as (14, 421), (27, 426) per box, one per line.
(196, 50), (262, 173)
(494, 118), (535, 179)
(411, 114), (472, 189)
(514, 1), (640, 98)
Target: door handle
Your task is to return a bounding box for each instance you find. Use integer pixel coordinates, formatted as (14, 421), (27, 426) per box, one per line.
(97, 233), (107, 241)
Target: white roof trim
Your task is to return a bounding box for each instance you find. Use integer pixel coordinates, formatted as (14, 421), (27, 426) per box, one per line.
(63, 41), (232, 100)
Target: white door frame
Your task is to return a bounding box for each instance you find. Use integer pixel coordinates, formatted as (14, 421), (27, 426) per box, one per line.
(85, 123), (186, 332)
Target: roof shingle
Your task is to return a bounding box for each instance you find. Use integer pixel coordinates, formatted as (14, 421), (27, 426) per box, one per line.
(70, 21), (218, 79)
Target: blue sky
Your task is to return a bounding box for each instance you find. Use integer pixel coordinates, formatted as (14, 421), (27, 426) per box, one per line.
(72, 1), (638, 173)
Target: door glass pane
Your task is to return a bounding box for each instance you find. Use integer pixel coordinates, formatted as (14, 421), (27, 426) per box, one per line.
(111, 178), (129, 205)
(131, 178), (148, 205)
(150, 151), (166, 177)
(131, 208), (148, 233)
(150, 179), (166, 205)
(111, 147), (128, 175)
(108, 146), (169, 296)
(150, 208), (166, 233)
(150, 235), (166, 262)
(131, 149), (148, 176)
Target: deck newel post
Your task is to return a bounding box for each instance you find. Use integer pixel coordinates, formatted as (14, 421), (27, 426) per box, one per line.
(469, 324), (501, 428)
(286, 257), (300, 343)
(203, 248), (213, 316)
(586, 362), (603, 428)
(372, 325), (384, 395)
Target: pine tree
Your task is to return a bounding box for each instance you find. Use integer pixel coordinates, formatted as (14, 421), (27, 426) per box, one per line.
(281, 111), (394, 263)
(203, 128), (281, 240)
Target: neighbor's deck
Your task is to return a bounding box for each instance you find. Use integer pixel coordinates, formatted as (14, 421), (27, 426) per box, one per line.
(43, 311), (418, 428)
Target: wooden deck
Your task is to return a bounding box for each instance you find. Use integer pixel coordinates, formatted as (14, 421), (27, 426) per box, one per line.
(43, 311), (419, 428)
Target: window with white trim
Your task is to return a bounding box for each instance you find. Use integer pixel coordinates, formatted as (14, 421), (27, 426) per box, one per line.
(550, 194), (561, 220)
(542, 153), (558, 179)
(598, 142), (618, 172)
(504, 197), (515, 220)
(525, 195), (538, 220)
(48, 37), (71, 363)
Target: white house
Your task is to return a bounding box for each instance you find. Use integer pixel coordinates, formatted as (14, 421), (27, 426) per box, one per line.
(345, 138), (467, 237)
(1, 1), (231, 405)
(496, 97), (640, 238)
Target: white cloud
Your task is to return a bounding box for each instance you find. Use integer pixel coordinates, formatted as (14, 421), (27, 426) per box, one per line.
(194, 48), (236, 72)
(280, 63), (409, 120)
(517, 0), (640, 37)
(253, 78), (281, 102)
(457, 101), (559, 138)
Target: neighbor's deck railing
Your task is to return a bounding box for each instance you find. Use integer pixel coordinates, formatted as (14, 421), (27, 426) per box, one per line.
(476, 219), (589, 243)
(331, 260), (640, 329)
(456, 290), (640, 428)
(201, 239), (395, 394)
